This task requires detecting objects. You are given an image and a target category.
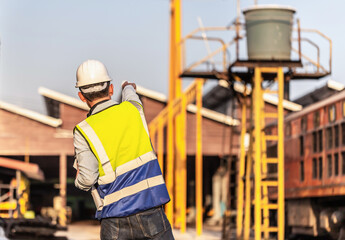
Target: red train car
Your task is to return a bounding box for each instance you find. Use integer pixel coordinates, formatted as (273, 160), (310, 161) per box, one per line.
(283, 90), (345, 239)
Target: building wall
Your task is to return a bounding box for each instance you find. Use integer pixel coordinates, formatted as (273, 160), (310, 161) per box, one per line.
(0, 109), (73, 156)
(60, 103), (87, 130)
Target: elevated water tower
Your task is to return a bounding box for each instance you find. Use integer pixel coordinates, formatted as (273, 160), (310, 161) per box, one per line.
(179, 3), (331, 240)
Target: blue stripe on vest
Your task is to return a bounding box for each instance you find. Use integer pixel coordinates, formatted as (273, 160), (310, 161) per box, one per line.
(97, 159), (162, 198)
(96, 184), (170, 219)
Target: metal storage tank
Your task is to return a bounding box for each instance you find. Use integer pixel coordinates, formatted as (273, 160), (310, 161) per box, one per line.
(243, 5), (296, 60)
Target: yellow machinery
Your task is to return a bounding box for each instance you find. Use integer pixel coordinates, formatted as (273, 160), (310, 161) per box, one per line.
(0, 158), (67, 238)
(0, 171), (30, 219)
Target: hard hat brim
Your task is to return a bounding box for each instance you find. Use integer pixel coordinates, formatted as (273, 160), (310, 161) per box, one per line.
(75, 79), (112, 88)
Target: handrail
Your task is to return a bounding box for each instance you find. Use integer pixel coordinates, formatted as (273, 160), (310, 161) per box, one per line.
(292, 38), (320, 72)
(181, 36), (228, 72)
(185, 39), (236, 73)
(180, 21), (332, 79)
(291, 48), (328, 73)
(180, 25), (241, 73)
(180, 26), (238, 44)
(294, 28), (332, 74)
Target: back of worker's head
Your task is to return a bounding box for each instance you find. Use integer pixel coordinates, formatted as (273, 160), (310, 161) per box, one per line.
(76, 60), (112, 102)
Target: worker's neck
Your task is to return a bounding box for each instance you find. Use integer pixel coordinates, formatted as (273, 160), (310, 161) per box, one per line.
(88, 97), (111, 108)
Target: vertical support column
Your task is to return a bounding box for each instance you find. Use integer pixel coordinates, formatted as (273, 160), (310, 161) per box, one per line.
(168, 0), (182, 226)
(59, 153), (67, 227)
(179, 93), (187, 233)
(169, 0), (176, 102)
(157, 123), (164, 173)
(236, 99), (247, 238)
(16, 170), (21, 217)
(174, 0), (182, 99)
(173, 0), (183, 229)
(254, 68), (262, 240)
(196, 79), (203, 236)
(166, 105), (174, 224)
(277, 67), (285, 240)
(261, 130), (269, 239)
(150, 127), (157, 150)
(244, 129), (253, 240)
(25, 138), (30, 163)
(9, 183), (14, 218)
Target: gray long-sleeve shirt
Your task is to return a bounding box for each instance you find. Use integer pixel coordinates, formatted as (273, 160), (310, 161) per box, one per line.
(73, 85), (142, 191)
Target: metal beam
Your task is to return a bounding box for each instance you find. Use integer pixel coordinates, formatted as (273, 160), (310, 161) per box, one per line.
(236, 98), (247, 238)
(196, 79), (203, 236)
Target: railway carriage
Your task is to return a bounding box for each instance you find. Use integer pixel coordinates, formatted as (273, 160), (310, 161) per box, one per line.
(281, 90), (345, 239)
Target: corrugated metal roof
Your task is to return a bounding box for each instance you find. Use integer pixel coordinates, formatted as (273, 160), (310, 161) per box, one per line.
(0, 101), (62, 128)
(39, 87), (89, 111)
(293, 80), (344, 107)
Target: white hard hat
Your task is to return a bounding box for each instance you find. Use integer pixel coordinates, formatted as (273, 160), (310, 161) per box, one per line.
(76, 60), (112, 88)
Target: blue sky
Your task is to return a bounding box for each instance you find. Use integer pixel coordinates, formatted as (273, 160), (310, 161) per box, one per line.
(0, 0), (342, 113)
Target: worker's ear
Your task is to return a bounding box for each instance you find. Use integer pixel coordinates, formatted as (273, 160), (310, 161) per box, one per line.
(78, 92), (87, 102)
(109, 84), (114, 97)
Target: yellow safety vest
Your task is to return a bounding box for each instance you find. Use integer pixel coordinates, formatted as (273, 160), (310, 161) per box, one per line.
(75, 101), (170, 218)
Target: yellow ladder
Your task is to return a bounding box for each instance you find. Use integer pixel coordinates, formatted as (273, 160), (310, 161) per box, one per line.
(254, 67), (285, 240)
(236, 67), (285, 240)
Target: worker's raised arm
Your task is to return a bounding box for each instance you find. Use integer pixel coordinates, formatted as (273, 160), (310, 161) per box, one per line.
(121, 81), (142, 106)
(73, 129), (99, 191)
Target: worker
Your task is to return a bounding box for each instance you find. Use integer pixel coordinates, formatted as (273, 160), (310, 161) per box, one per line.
(73, 60), (174, 240)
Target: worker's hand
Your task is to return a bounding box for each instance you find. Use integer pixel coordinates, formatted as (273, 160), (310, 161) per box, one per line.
(122, 81), (136, 90)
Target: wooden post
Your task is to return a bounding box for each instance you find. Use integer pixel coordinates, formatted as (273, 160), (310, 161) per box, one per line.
(59, 153), (67, 226)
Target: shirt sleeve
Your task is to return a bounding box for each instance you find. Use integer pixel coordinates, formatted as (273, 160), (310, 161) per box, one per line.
(121, 85), (142, 106)
(74, 129), (99, 191)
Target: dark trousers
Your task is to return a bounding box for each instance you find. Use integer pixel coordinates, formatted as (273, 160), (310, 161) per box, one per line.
(100, 206), (174, 240)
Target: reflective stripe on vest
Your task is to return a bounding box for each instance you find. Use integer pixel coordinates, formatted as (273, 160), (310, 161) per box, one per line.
(77, 120), (115, 184)
(103, 175), (165, 206)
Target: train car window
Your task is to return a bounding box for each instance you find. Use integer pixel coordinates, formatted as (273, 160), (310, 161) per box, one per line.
(312, 158), (317, 179)
(329, 105), (336, 123)
(335, 153), (339, 176)
(328, 154), (333, 178)
(319, 157), (323, 179)
(301, 117), (307, 133)
(318, 130), (323, 152)
(300, 136), (304, 156)
(326, 127), (333, 149)
(300, 160), (304, 182)
(314, 111), (320, 128)
(342, 123), (345, 146)
(312, 132), (317, 153)
(335, 125), (339, 148)
(342, 152), (345, 175)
